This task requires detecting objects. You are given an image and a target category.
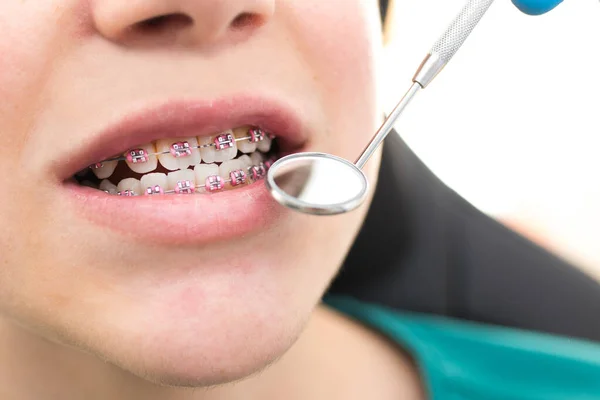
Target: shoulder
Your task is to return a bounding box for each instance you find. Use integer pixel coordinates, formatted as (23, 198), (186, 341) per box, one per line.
(325, 295), (600, 400)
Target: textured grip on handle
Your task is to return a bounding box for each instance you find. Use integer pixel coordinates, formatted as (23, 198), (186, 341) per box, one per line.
(431, 0), (495, 63)
(413, 0), (495, 88)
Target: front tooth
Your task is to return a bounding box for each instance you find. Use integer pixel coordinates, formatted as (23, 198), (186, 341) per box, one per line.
(124, 143), (158, 174)
(212, 130), (238, 162)
(234, 127), (257, 154)
(140, 173), (168, 195)
(91, 160), (118, 180)
(167, 169), (196, 194)
(257, 135), (272, 153)
(194, 163), (219, 186)
(198, 136), (217, 164)
(99, 179), (118, 194)
(156, 137), (201, 171)
(117, 178), (142, 196)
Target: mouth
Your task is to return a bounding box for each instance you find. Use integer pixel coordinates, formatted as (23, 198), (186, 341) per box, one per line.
(73, 126), (280, 196)
(60, 97), (308, 245)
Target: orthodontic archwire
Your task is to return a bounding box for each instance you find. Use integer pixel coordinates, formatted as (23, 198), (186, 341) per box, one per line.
(114, 158), (276, 197)
(92, 127), (277, 196)
(91, 128), (274, 169)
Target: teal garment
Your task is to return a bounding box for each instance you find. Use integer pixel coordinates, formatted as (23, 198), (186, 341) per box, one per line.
(324, 296), (600, 400)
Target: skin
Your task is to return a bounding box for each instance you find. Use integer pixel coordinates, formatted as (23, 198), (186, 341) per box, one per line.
(0, 0), (567, 398)
(0, 0), (424, 399)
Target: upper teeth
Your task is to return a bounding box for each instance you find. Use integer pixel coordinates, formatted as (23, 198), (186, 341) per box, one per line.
(92, 159), (118, 179)
(235, 127), (257, 154)
(156, 137), (201, 171)
(257, 135), (272, 153)
(125, 143), (158, 174)
(198, 131), (238, 164)
(90, 127), (274, 179)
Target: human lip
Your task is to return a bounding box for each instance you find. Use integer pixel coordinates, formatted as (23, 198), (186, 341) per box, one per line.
(57, 95), (307, 245)
(64, 181), (285, 246)
(54, 95), (307, 181)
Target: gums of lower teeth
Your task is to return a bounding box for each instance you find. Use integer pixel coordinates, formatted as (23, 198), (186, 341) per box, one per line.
(74, 127), (279, 196)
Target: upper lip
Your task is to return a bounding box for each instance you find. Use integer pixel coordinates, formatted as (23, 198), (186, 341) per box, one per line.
(55, 95), (308, 180)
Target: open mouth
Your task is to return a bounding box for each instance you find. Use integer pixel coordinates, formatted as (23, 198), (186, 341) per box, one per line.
(61, 97), (306, 244)
(73, 126), (279, 196)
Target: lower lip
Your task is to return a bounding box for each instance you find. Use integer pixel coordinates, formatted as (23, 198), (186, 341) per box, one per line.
(65, 180), (285, 246)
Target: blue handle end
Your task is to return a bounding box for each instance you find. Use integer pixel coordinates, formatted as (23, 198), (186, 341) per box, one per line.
(512, 0), (564, 15)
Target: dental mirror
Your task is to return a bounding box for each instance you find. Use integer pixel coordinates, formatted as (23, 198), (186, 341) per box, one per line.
(266, 152), (368, 215)
(266, 0), (495, 216)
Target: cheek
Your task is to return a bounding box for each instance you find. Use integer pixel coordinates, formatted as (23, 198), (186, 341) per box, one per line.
(0, 2), (84, 163)
(0, 4), (76, 320)
(285, 1), (382, 158)
(0, 6), (62, 221)
(0, 6), (54, 133)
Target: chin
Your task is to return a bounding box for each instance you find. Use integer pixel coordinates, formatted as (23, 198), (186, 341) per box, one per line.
(65, 272), (313, 388)
(114, 324), (297, 389)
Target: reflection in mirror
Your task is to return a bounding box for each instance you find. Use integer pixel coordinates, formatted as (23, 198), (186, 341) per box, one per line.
(270, 162), (314, 198)
(267, 153), (368, 215)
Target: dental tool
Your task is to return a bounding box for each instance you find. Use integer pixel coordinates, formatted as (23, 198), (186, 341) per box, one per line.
(266, 0), (496, 216)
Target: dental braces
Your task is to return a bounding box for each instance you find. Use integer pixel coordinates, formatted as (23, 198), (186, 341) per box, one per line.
(91, 128), (273, 169)
(113, 159), (274, 197)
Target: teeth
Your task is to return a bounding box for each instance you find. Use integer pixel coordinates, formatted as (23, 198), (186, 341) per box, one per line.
(92, 160), (118, 180)
(93, 148), (278, 195)
(167, 169), (195, 193)
(234, 127), (257, 154)
(212, 130), (238, 163)
(205, 175), (225, 192)
(124, 143), (158, 174)
(156, 137), (201, 171)
(221, 160), (247, 187)
(155, 140), (178, 171)
(198, 136), (217, 164)
(238, 155), (252, 170)
(117, 178), (142, 196)
(91, 126), (276, 196)
(256, 135), (272, 153)
(99, 179), (118, 194)
(199, 131), (240, 163)
(219, 160), (243, 178)
(140, 173), (168, 194)
(194, 163), (219, 185)
(250, 151), (265, 166)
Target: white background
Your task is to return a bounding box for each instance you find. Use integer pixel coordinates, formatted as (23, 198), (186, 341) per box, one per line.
(383, 0), (600, 276)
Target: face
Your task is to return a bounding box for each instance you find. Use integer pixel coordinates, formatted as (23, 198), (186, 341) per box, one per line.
(0, 0), (383, 387)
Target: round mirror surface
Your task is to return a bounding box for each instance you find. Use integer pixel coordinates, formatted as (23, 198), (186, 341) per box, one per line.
(266, 153), (368, 215)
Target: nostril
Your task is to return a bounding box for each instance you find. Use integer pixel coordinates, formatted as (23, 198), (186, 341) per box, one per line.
(134, 13), (193, 34)
(230, 13), (263, 30)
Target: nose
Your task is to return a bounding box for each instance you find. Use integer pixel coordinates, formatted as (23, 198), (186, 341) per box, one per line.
(92, 0), (275, 46)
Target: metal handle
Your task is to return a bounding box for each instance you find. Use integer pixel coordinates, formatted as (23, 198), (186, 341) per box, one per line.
(355, 0), (496, 169)
(413, 0), (495, 88)
(355, 82), (421, 169)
